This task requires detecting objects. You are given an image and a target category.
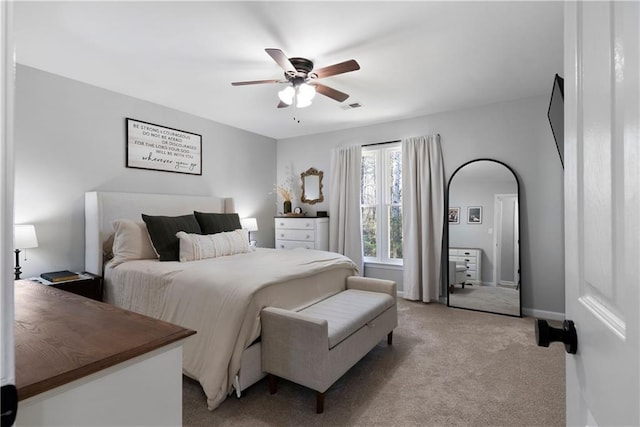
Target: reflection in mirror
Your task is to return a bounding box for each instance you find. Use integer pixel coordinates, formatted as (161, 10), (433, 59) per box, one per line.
(447, 159), (521, 317)
(301, 168), (324, 205)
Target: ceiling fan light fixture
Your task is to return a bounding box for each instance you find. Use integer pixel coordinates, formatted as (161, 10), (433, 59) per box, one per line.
(298, 83), (316, 101)
(278, 86), (295, 105)
(295, 83), (316, 108)
(296, 97), (313, 108)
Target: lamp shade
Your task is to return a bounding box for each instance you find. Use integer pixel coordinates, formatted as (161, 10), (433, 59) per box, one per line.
(14, 224), (38, 249)
(240, 218), (258, 232)
(278, 86), (295, 105)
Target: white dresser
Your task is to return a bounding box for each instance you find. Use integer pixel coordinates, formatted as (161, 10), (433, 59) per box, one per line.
(274, 217), (329, 250)
(449, 248), (482, 285)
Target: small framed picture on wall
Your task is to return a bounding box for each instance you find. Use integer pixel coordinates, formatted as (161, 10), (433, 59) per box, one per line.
(448, 207), (460, 224)
(467, 206), (482, 224)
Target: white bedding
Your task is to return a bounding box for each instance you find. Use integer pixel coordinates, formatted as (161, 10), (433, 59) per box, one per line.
(104, 247), (357, 410)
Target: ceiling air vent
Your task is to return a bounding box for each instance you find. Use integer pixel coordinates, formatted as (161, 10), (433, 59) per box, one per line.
(341, 102), (363, 110)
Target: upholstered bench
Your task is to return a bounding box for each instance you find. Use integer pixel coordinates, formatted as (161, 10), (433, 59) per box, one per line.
(261, 276), (397, 413)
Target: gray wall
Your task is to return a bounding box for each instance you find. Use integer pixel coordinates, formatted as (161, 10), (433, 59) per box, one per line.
(14, 65), (277, 278)
(276, 95), (565, 316)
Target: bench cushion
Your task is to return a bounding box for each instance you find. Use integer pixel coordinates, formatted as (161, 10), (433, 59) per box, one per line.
(299, 289), (394, 348)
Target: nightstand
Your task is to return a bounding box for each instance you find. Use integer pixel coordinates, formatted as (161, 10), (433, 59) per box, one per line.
(28, 272), (103, 302)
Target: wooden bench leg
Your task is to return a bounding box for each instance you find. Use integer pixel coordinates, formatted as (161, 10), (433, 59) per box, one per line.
(387, 331), (393, 346)
(268, 374), (277, 395)
(316, 391), (324, 414)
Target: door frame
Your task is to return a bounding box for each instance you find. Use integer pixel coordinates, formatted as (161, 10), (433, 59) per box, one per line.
(493, 193), (518, 288)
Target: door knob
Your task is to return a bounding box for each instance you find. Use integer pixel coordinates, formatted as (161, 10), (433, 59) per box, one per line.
(535, 319), (578, 354)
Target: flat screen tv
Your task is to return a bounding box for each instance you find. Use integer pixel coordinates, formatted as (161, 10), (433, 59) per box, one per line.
(547, 73), (564, 168)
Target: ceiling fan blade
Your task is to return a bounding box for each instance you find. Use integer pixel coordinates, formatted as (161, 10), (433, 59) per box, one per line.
(313, 60), (360, 79)
(231, 79), (283, 86)
(265, 48), (296, 73)
(313, 83), (350, 103)
(277, 101), (290, 109)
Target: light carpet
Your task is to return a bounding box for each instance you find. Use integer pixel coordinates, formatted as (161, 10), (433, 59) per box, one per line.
(183, 299), (564, 426)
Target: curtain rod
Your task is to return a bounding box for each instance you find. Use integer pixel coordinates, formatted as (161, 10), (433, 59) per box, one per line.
(362, 139), (401, 147)
(362, 134), (440, 147)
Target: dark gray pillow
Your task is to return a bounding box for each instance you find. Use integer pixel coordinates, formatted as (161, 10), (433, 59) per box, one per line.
(141, 214), (202, 261)
(194, 212), (242, 235)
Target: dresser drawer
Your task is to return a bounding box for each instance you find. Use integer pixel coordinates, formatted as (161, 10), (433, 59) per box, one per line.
(276, 240), (315, 250)
(276, 229), (315, 242)
(275, 219), (315, 230)
(458, 249), (477, 257)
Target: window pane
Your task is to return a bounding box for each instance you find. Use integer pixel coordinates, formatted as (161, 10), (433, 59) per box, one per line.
(362, 207), (377, 258)
(388, 205), (403, 259)
(387, 149), (402, 204)
(361, 152), (377, 205)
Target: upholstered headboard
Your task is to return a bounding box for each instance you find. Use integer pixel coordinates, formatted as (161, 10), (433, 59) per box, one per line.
(84, 191), (232, 276)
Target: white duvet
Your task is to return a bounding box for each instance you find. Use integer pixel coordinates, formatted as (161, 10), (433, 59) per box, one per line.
(105, 248), (357, 410)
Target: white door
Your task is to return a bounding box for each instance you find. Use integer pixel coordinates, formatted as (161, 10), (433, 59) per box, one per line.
(565, 1), (640, 425)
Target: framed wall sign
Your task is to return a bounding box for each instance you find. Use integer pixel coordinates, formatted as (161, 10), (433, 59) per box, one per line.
(126, 118), (202, 175)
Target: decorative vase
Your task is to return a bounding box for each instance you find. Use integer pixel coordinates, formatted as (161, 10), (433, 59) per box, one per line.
(283, 200), (292, 214)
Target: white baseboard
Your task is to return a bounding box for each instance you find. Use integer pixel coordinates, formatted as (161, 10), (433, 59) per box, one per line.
(522, 307), (565, 321)
(397, 290), (405, 299)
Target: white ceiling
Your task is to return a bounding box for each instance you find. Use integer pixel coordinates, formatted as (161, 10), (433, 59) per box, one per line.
(13, 1), (563, 140)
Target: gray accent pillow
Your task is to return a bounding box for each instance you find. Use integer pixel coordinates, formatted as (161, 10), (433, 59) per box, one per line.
(141, 213), (202, 261)
(194, 212), (242, 235)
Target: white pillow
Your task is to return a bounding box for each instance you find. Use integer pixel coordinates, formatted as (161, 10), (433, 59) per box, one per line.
(177, 229), (250, 262)
(110, 219), (158, 267)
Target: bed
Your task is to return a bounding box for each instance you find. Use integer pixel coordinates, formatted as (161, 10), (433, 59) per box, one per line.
(84, 191), (357, 410)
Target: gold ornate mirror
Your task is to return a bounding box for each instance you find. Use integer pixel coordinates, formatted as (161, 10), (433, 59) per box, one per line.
(301, 168), (324, 205)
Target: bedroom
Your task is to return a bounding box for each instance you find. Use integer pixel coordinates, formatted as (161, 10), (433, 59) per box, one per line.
(2, 1), (638, 426)
(11, 1), (565, 318)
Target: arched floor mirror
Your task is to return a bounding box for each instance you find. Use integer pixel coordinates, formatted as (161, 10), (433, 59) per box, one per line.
(446, 159), (522, 317)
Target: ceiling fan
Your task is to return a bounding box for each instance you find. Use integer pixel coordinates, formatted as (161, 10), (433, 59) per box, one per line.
(231, 48), (360, 108)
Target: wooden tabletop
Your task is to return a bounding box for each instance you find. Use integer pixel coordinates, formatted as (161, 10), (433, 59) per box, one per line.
(14, 280), (196, 400)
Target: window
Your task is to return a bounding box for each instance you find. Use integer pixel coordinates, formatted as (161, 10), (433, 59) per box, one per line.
(361, 143), (402, 264)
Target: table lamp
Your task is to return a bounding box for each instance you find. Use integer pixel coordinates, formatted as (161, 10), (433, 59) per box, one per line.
(14, 224), (38, 280)
(240, 218), (258, 246)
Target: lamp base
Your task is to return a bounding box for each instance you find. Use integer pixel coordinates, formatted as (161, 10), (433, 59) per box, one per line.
(14, 249), (22, 280)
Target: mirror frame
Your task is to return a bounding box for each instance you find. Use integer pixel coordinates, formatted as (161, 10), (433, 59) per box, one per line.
(445, 158), (522, 317)
(300, 167), (324, 205)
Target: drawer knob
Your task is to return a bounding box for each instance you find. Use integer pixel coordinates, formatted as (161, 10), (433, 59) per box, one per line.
(280, 234), (285, 237)
(279, 222), (284, 226)
(464, 252), (470, 255)
(306, 235), (310, 239)
(280, 245), (285, 248)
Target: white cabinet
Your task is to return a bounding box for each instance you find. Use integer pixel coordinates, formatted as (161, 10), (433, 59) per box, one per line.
(449, 248), (482, 285)
(275, 217), (329, 250)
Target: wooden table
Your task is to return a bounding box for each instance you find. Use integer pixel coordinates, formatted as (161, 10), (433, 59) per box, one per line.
(14, 280), (196, 425)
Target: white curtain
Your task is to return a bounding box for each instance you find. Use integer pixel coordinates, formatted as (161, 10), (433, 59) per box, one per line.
(329, 145), (363, 273)
(402, 135), (445, 302)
